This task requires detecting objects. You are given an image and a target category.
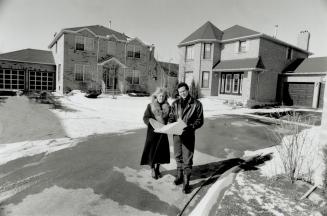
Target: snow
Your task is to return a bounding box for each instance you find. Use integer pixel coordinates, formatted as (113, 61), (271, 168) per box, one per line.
(244, 126), (326, 187)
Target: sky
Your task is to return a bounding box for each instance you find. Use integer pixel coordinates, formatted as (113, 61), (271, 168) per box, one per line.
(0, 0), (326, 63)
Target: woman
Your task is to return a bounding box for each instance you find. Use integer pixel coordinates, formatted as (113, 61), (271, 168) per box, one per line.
(141, 88), (170, 179)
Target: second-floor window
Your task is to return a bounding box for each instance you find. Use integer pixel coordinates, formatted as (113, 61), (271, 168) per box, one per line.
(185, 45), (194, 60)
(238, 40), (247, 53)
(201, 71), (210, 88)
(203, 43), (211, 59)
(75, 64), (92, 81)
(127, 45), (141, 59)
(75, 36), (94, 51)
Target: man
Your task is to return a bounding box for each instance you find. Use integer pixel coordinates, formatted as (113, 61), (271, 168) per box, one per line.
(168, 82), (204, 194)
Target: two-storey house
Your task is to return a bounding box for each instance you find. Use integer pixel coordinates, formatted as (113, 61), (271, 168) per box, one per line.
(48, 25), (167, 94)
(178, 21), (312, 107)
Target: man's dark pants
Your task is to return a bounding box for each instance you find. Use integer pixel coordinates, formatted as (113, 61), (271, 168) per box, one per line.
(173, 132), (195, 176)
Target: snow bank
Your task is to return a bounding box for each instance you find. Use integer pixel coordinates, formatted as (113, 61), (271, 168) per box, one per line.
(244, 127), (326, 187)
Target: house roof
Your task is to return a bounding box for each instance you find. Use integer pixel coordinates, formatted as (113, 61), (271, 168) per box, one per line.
(293, 56), (327, 73)
(158, 61), (179, 77)
(213, 57), (265, 71)
(64, 25), (129, 41)
(179, 21), (223, 45)
(49, 25), (129, 48)
(222, 25), (260, 41)
(0, 48), (55, 65)
(178, 22), (311, 54)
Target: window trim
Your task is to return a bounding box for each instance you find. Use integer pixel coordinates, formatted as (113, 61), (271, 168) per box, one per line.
(239, 40), (247, 53)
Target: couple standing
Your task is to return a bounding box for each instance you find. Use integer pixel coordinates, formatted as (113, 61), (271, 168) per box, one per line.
(140, 82), (204, 194)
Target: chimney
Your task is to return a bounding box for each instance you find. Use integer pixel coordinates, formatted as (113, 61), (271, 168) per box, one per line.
(297, 30), (310, 51)
(273, 25), (278, 38)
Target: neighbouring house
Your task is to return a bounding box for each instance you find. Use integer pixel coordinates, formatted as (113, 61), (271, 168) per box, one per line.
(178, 21), (312, 107)
(48, 25), (174, 94)
(280, 56), (327, 108)
(157, 61), (178, 90)
(0, 49), (56, 92)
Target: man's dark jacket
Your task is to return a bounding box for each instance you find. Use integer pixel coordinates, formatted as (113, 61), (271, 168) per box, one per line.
(168, 96), (204, 133)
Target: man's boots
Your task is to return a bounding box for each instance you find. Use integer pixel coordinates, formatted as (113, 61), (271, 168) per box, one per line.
(182, 174), (191, 194)
(173, 169), (183, 185)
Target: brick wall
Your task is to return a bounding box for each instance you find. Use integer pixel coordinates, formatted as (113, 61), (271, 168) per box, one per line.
(221, 39), (260, 60)
(58, 30), (159, 93)
(258, 38), (308, 102)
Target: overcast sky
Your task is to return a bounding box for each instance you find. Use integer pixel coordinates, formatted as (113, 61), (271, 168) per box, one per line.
(0, 0), (326, 63)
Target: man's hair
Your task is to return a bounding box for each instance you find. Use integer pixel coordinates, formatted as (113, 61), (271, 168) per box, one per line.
(177, 82), (189, 91)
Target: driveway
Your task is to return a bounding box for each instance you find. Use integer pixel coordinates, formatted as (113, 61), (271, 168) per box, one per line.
(0, 114), (276, 216)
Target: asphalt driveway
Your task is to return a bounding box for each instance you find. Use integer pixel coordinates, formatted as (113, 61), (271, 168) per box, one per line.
(0, 114), (277, 216)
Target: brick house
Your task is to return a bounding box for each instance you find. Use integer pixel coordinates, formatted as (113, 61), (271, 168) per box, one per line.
(0, 49), (56, 92)
(178, 21), (312, 107)
(48, 25), (176, 94)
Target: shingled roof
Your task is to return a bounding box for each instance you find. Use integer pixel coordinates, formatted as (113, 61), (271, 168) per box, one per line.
(213, 57), (265, 71)
(64, 25), (129, 41)
(179, 21), (223, 45)
(222, 25), (260, 40)
(0, 49), (55, 65)
(294, 57), (327, 73)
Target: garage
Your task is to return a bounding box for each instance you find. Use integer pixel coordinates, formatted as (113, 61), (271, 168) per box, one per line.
(283, 82), (314, 107)
(0, 68), (25, 90)
(29, 71), (55, 91)
(0, 49), (56, 92)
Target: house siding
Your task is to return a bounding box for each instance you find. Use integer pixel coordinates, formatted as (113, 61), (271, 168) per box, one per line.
(221, 39), (260, 60)
(259, 38), (308, 103)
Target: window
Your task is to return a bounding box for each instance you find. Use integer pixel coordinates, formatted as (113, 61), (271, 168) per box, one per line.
(286, 47), (292, 60)
(239, 41), (247, 52)
(127, 45), (141, 58)
(75, 64), (92, 81)
(203, 43), (211, 59)
(126, 69), (140, 84)
(184, 71), (193, 86)
(185, 45), (194, 60)
(225, 74), (232, 93)
(134, 46), (141, 58)
(75, 36), (84, 51)
(233, 74), (239, 93)
(75, 36), (94, 51)
(201, 71), (210, 88)
(107, 40), (116, 55)
(220, 72), (244, 95)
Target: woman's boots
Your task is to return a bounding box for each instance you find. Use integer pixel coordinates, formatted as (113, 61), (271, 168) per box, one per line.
(182, 174), (190, 194)
(151, 164), (161, 180)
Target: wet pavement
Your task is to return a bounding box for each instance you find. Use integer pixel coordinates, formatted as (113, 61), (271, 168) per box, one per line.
(0, 115), (277, 216)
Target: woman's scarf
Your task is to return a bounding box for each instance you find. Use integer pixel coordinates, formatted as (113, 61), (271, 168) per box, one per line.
(150, 99), (170, 124)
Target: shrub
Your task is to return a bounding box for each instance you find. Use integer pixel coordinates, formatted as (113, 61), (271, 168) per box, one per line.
(189, 79), (201, 99)
(267, 111), (316, 184)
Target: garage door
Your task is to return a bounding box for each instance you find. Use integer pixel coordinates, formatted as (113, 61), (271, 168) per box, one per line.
(318, 83), (325, 108)
(283, 82), (314, 107)
(29, 71), (54, 91)
(0, 68), (25, 90)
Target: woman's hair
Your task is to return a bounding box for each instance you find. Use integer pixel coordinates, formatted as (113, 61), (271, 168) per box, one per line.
(151, 87), (168, 103)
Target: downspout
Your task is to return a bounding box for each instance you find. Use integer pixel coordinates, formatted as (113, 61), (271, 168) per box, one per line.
(96, 37), (100, 91)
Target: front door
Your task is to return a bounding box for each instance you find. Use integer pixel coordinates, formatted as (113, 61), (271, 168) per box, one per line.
(103, 66), (118, 90)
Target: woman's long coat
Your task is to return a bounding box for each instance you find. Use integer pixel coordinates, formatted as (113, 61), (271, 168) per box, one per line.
(140, 104), (170, 166)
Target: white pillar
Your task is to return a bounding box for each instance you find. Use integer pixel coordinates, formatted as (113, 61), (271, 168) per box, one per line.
(312, 82), (320, 109)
